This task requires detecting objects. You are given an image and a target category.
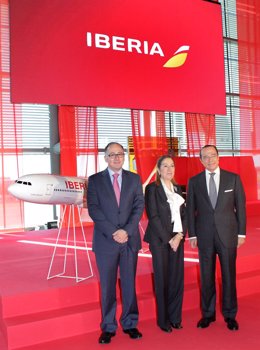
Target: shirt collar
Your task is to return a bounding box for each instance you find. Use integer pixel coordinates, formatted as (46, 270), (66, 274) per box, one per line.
(206, 166), (220, 176)
(107, 167), (122, 177)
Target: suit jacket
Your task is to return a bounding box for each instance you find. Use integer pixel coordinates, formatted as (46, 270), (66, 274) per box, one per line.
(144, 181), (187, 245)
(87, 168), (144, 253)
(186, 169), (246, 249)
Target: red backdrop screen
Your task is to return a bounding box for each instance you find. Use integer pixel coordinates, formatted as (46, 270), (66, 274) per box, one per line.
(10, 0), (226, 114)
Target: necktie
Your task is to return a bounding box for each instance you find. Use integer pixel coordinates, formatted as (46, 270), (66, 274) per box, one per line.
(113, 173), (120, 206)
(209, 172), (217, 208)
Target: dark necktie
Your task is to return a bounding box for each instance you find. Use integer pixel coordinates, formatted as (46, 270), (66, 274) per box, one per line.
(209, 172), (217, 208)
(113, 173), (120, 206)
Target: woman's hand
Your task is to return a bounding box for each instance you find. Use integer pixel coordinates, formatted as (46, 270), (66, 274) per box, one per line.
(169, 233), (183, 252)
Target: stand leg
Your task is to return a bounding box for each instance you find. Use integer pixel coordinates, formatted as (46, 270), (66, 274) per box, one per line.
(47, 204), (93, 282)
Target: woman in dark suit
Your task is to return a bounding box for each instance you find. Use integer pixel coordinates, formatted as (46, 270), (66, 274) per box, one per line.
(144, 155), (187, 333)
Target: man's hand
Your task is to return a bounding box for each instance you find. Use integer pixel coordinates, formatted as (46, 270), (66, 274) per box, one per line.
(237, 237), (245, 248)
(189, 238), (197, 249)
(112, 229), (128, 244)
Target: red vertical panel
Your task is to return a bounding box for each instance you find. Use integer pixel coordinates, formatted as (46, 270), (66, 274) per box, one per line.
(75, 106), (98, 176)
(237, 0), (260, 153)
(0, 0), (24, 230)
(58, 106), (78, 227)
(59, 106), (99, 225)
(131, 110), (168, 185)
(143, 111), (151, 137)
(237, 0), (260, 205)
(185, 113), (216, 155)
(58, 106), (77, 176)
(184, 113), (216, 175)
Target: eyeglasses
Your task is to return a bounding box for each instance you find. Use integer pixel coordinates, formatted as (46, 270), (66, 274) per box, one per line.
(202, 154), (218, 161)
(107, 152), (125, 159)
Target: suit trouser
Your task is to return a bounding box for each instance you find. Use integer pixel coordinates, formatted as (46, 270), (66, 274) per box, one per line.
(95, 243), (139, 332)
(150, 241), (184, 328)
(198, 231), (237, 319)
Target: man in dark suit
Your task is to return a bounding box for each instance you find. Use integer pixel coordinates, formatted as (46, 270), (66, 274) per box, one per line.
(87, 142), (144, 344)
(186, 145), (246, 331)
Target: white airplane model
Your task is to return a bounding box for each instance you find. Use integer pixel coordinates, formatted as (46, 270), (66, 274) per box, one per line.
(8, 173), (87, 206)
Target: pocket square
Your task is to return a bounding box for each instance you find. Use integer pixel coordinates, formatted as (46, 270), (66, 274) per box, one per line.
(224, 189), (233, 192)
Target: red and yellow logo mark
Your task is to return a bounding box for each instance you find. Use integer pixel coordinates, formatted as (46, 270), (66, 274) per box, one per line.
(163, 45), (190, 68)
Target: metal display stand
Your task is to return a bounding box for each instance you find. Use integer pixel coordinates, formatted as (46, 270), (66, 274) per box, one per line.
(47, 204), (93, 282)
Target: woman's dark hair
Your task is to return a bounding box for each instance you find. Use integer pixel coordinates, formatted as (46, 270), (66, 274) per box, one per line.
(155, 155), (177, 186)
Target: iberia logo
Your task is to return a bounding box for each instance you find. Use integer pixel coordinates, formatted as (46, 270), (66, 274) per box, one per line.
(163, 46), (190, 68)
(86, 33), (189, 68)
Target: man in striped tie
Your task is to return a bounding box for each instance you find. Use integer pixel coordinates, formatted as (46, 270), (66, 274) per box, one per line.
(87, 142), (144, 344)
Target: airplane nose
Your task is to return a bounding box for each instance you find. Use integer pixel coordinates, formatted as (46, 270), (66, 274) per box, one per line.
(7, 183), (16, 196)
(7, 184), (14, 194)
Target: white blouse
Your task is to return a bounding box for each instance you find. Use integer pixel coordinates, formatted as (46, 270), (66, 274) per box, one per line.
(161, 179), (185, 233)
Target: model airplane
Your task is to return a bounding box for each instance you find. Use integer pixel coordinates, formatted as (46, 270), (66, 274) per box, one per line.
(8, 174), (87, 206)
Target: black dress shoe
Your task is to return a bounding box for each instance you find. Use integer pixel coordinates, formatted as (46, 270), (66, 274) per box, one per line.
(98, 332), (116, 344)
(225, 318), (239, 331)
(197, 316), (216, 328)
(123, 328), (142, 339)
(171, 322), (183, 329)
(160, 326), (172, 333)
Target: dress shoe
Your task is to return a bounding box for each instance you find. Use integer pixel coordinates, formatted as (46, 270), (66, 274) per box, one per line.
(98, 331), (116, 344)
(171, 322), (183, 329)
(123, 328), (142, 339)
(225, 318), (239, 331)
(197, 316), (216, 328)
(160, 326), (172, 333)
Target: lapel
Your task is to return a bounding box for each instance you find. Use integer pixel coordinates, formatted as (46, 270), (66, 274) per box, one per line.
(157, 182), (172, 216)
(198, 171), (212, 206)
(157, 181), (168, 202)
(120, 169), (128, 201)
(101, 168), (118, 205)
(216, 169), (226, 206)
(112, 169), (130, 207)
(120, 169), (139, 208)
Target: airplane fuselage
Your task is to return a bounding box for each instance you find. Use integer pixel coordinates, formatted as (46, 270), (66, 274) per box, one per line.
(8, 174), (87, 206)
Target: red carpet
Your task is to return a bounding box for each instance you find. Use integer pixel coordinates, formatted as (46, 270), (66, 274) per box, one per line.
(10, 294), (260, 350)
(0, 216), (260, 349)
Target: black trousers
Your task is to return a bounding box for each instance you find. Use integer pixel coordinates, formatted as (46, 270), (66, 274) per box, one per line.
(150, 240), (184, 329)
(198, 230), (237, 319)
